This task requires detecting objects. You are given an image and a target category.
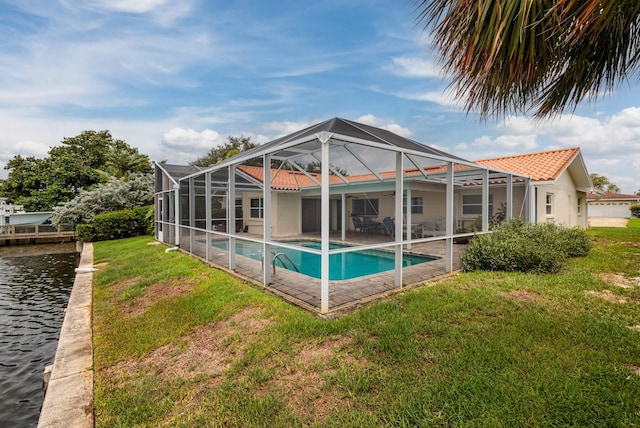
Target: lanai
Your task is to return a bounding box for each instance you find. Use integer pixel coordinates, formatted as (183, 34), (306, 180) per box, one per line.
(155, 118), (530, 314)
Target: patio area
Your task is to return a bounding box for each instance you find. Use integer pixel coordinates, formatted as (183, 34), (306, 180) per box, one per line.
(191, 231), (467, 315)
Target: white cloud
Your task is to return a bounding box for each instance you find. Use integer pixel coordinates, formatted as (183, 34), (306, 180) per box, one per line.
(87, 0), (171, 14)
(260, 121), (310, 137)
(478, 134), (537, 151)
(0, 3), (219, 111)
(82, 0), (193, 24)
(394, 87), (462, 108)
(356, 114), (413, 137)
(388, 56), (443, 78)
(162, 128), (225, 151)
(269, 63), (341, 78)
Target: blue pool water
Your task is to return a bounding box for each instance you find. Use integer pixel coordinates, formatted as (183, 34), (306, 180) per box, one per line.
(212, 240), (437, 280)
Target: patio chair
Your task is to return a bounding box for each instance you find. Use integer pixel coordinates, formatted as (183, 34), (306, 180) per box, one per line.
(352, 216), (365, 233)
(382, 217), (394, 236)
(363, 216), (379, 233)
(362, 217), (373, 232)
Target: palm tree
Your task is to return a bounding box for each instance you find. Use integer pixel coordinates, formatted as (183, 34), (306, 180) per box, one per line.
(416, 0), (640, 119)
(105, 147), (152, 180)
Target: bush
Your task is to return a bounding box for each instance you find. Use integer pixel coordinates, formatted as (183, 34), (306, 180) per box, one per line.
(461, 219), (591, 274)
(51, 173), (153, 227)
(631, 204), (640, 218)
(76, 205), (153, 242)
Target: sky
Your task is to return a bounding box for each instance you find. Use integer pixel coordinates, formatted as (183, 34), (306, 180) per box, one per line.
(1, 0), (639, 194)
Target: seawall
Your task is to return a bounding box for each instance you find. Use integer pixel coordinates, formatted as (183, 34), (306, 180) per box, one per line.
(38, 242), (94, 428)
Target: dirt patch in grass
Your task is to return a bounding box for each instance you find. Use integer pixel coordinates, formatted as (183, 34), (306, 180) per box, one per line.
(296, 336), (351, 367)
(586, 289), (628, 304)
(123, 277), (198, 317)
(597, 273), (640, 289)
(628, 365), (640, 377)
(110, 276), (141, 294)
(102, 307), (273, 386)
(256, 336), (360, 420)
(502, 290), (543, 303)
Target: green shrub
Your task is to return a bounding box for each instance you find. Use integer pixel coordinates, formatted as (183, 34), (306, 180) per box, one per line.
(75, 223), (96, 242)
(76, 205), (154, 242)
(132, 205), (154, 236)
(631, 204), (640, 218)
(461, 219), (591, 273)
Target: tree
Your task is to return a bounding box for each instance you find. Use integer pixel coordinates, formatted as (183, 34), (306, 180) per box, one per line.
(50, 173), (153, 227)
(303, 160), (348, 176)
(416, 1), (640, 119)
(104, 143), (153, 180)
(191, 136), (259, 167)
(590, 173), (621, 194)
(0, 130), (151, 211)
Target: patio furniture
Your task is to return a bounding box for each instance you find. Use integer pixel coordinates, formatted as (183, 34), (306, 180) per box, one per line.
(363, 216), (383, 233)
(414, 218), (447, 238)
(382, 217), (394, 236)
(352, 216), (365, 232)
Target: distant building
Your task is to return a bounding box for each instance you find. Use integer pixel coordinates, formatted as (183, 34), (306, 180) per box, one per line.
(587, 192), (640, 219)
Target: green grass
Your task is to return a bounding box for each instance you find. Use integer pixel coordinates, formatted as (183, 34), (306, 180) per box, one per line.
(93, 231), (640, 427)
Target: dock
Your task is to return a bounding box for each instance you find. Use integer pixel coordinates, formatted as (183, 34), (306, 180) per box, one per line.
(0, 224), (75, 246)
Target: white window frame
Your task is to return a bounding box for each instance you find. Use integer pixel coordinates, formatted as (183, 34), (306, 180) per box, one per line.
(250, 198), (264, 219)
(403, 196), (424, 215)
(352, 198), (379, 216)
(546, 193), (554, 216)
(462, 194), (493, 216)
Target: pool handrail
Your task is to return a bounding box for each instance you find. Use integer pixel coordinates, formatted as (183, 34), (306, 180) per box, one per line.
(272, 252), (299, 275)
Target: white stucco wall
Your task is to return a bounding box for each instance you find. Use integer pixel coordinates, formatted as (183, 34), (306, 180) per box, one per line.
(242, 192), (301, 237)
(534, 171), (587, 228)
(273, 193), (300, 237)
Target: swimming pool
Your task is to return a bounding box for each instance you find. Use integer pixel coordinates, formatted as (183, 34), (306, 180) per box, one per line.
(212, 240), (437, 280)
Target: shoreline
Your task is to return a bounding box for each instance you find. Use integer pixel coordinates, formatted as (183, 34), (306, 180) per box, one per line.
(37, 242), (94, 428)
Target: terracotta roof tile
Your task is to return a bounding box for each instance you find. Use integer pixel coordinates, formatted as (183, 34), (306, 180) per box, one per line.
(237, 148), (582, 189)
(238, 165), (343, 190)
(587, 191), (640, 200)
(475, 147), (580, 182)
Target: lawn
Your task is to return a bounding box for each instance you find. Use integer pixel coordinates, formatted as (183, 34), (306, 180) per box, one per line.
(93, 229), (640, 427)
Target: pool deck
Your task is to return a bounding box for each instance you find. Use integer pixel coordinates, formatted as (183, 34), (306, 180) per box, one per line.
(195, 231), (466, 315)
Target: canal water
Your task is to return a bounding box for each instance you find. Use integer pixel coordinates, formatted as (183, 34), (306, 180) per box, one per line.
(0, 244), (78, 427)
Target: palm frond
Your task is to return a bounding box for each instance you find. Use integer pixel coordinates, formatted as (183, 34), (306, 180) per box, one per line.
(416, 0), (640, 119)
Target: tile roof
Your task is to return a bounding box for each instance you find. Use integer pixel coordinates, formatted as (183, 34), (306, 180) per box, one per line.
(474, 147), (580, 182)
(236, 148), (586, 190)
(238, 165), (344, 190)
(587, 192), (640, 200)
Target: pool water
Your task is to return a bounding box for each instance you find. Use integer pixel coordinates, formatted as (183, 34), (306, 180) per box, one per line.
(212, 240), (437, 280)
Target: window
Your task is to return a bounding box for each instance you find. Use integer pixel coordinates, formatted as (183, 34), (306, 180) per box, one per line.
(250, 198), (264, 219)
(577, 197), (582, 214)
(403, 196), (424, 214)
(352, 199), (379, 216)
(235, 199), (243, 219)
(546, 194), (553, 215)
(462, 194), (493, 216)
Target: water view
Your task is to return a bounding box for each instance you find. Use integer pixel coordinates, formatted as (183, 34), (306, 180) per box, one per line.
(0, 244), (78, 427)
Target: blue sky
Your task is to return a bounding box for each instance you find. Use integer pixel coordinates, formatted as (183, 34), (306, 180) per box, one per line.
(1, 0), (639, 193)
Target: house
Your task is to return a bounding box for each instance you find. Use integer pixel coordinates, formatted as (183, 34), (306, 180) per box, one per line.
(154, 118), (591, 314)
(587, 192), (640, 219)
(476, 147), (592, 229)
